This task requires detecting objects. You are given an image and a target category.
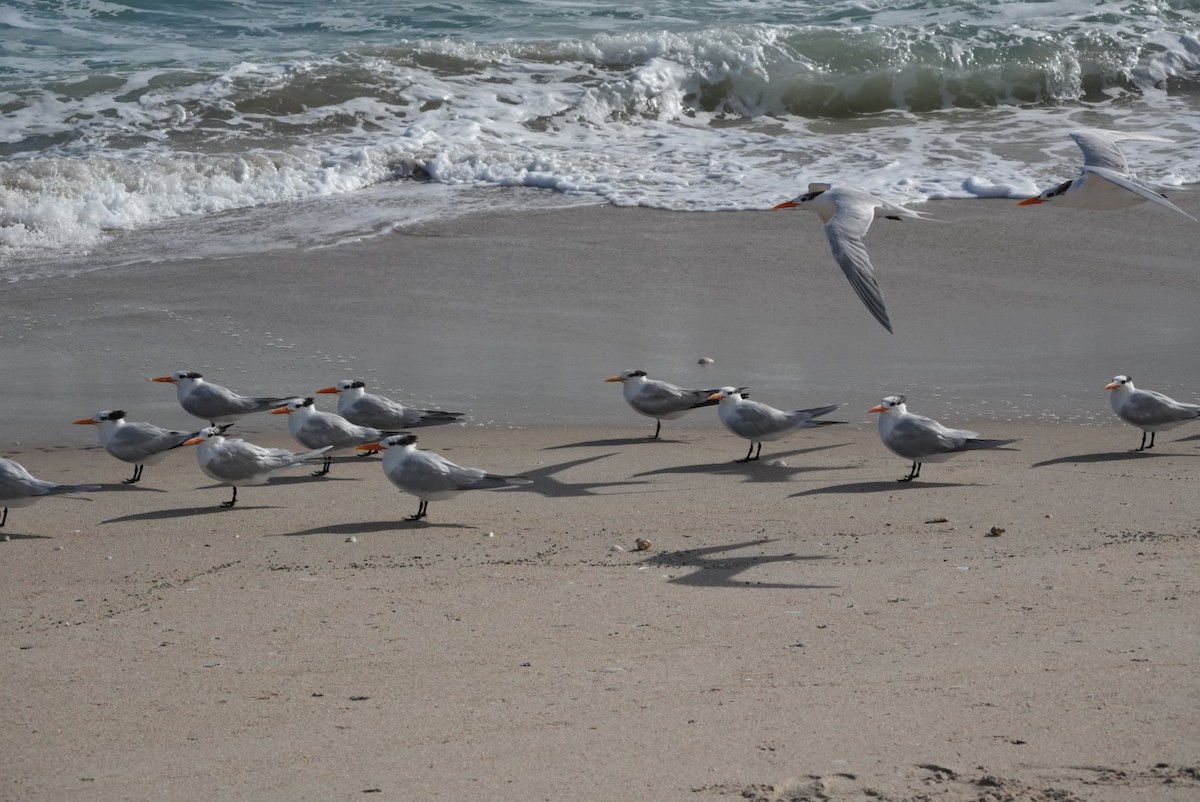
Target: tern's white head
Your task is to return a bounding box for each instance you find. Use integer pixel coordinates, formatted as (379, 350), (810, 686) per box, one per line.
(1105, 375), (1134, 393)
(356, 433), (418, 453)
(1017, 180), (1074, 207)
(773, 182), (832, 211)
(72, 409), (128, 428)
(605, 369), (648, 385)
(868, 394), (908, 416)
(151, 370), (204, 386)
(182, 426), (226, 446)
(271, 397), (315, 417)
(317, 379), (366, 396)
(707, 386), (750, 403)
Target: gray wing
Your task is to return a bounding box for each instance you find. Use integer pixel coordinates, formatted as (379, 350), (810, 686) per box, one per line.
(632, 380), (719, 417)
(1122, 389), (1200, 427)
(1084, 166), (1196, 220)
(298, 412), (382, 450)
(887, 415), (972, 460)
(0, 459), (97, 498)
(185, 384), (289, 418)
(1072, 129), (1136, 172)
(723, 400), (791, 439)
(108, 422), (192, 462)
(825, 198), (894, 333)
(343, 393), (460, 429)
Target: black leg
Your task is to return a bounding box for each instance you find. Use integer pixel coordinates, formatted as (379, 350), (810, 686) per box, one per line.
(407, 500), (428, 520)
(0, 507), (6, 527)
(123, 464), (143, 485)
(897, 462), (920, 482)
(753, 442), (762, 461)
(220, 487), (238, 508)
(650, 420), (662, 440)
(736, 442), (755, 462)
(1148, 432), (1156, 450)
(312, 455), (332, 477)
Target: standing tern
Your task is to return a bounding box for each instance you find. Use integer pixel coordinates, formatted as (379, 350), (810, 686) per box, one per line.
(72, 409), (215, 484)
(708, 387), (845, 462)
(774, 183), (936, 333)
(605, 370), (721, 439)
(1104, 374), (1200, 451)
(868, 395), (1019, 482)
(357, 433), (532, 521)
(271, 397), (405, 476)
(152, 370), (293, 425)
(1017, 129), (1195, 220)
(316, 379), (463, 429)
(182, 427), (331, 508)
(0, 458), (100, 527)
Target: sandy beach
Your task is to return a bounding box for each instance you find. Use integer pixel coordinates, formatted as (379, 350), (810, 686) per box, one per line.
(2, 196), (1199, 800)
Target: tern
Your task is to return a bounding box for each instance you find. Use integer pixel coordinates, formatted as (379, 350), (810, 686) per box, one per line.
(868, 395), (1019, 482)
(774, 183), (936, 333)
(316, 379), (463, 429)
(0, 458), (100, 527)
(1105, 375), (1200, 451)
(152, 370), (293, 425)
(605, 370), (721, 439)
(73, 410), (215, 484)
(708, 387), (845, 462)
(357, 433), (532, 521)
(1017, 129), (1195, 220)
(271, 397), (405, 476)
(182, 427), (331, 508)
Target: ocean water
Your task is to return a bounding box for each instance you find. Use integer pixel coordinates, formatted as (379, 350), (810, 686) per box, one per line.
(3, 0), (1200, 278)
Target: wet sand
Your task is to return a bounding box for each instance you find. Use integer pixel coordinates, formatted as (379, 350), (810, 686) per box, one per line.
(2, 196), (1199, 800)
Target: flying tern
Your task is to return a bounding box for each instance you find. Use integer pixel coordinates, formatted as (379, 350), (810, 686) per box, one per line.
(0, 458), (100, 527)
(73, 409), (217, 484)
(605, 370), (721, 439)
(271, 397), (405, 476)
(774, 183), (936, 333)
(1018, 129), (1195, 220)
(1104, 374), (1200, 451)
(316, 380), (463, 429)
(152, 370), (293, 425)
(868, 395), (1019, 482)
(708, 387), (845, 462)
(182, 427), (331, 507)
(357, 433), (532, 521)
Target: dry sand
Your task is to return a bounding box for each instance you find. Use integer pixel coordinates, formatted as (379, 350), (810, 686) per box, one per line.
(2, 195), (1199, 800)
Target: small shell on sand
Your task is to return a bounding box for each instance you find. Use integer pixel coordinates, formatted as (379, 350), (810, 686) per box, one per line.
(634, 538), (652, 551)
(345, 536), (357, 543)
(697, 357), (714, 365)
(610, 544), (625, 553)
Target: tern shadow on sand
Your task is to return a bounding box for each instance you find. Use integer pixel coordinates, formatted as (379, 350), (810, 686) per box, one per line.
(94, 482), (169, 494)
(791, 479), (974, 497)
(278, 519), (476, 537)
(505, 453), (653, 498)
(0, 532), (54, 540)
(102, 503), (280, 523)
(1030, 449), (1200, 468)
(639, 538), (837, 590)
(544, 436), (698, 449)
(633, 444), (854, 483)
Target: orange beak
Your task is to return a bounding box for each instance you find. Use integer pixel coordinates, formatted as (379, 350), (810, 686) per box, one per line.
(72, 418), (96, 425)
(707, 391), (724, 402)
(270, 406), (291, 415)
(1016, 198), (1043, 206)
(604, 376), (624, 383)
(773, 200), (797, 210)
(316, 386), (338, 394)
(356, 443), (383, 453)
(1104, 382), (1120, 390)
(151, 375), (176, 383)
(867, 404), (886, 413)
(182, 436), (202, 446)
